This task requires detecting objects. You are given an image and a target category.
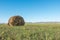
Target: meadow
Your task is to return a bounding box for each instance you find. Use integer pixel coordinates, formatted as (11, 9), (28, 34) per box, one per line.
(0, 23), (60, 40)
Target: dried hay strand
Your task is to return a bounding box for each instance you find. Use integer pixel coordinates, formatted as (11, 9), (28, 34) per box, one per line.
(8, 16), (25, 26)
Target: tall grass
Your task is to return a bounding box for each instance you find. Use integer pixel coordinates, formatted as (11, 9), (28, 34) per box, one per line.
(0, 23), (60, 40)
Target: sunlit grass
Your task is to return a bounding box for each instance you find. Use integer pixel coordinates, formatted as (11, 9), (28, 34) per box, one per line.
(0, 23), (60, 40)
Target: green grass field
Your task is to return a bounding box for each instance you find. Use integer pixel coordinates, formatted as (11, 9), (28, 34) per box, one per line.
(0, 23), (60, 40)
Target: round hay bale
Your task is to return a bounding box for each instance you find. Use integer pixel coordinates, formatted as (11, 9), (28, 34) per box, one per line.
(8, 16), (25, 26)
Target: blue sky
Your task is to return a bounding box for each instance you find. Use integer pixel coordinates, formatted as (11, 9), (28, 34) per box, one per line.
(0, 0), (60, 23)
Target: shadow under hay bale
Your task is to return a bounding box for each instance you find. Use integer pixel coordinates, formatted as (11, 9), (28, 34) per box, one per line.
(8, 16), (25, 26)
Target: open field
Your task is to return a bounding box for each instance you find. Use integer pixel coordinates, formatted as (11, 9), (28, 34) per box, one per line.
(0, 23), (60, 40)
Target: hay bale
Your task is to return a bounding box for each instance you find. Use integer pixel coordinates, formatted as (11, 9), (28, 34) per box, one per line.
(8, 16), (25, 26)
